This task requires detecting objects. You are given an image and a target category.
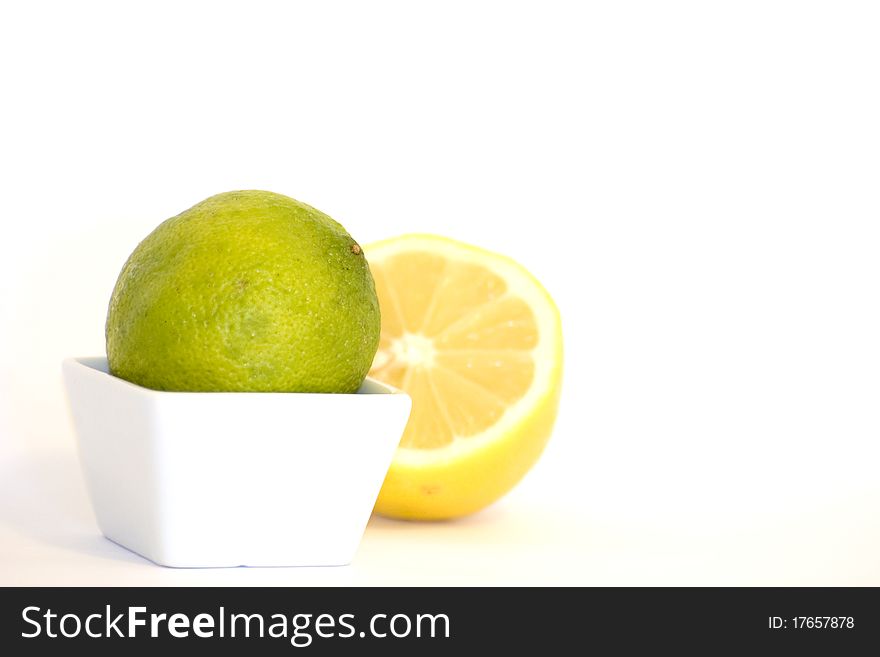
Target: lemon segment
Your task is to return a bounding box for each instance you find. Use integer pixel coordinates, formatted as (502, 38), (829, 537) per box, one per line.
(366, 234), (563, 519)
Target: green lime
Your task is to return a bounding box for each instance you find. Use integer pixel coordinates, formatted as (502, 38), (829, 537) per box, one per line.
(106, 190), (380, 393)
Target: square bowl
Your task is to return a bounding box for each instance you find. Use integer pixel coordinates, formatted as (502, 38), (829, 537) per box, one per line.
(62, 357), (411, 568)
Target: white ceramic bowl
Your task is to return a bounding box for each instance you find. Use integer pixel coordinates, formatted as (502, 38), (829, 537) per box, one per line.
(62, 357), (411, 568)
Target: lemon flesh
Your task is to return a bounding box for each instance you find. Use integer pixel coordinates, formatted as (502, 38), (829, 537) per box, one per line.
(106, 190), (380, 393)
(366, 234), (563, 519)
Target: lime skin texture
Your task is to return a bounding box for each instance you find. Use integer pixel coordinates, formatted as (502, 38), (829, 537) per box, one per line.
(106, 190), (380, 393)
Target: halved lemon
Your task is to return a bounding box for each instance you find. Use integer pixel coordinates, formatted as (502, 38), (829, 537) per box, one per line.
(366, 234), (563, 519)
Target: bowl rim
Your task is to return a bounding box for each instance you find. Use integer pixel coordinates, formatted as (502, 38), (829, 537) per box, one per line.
(63, 356), (406, 398)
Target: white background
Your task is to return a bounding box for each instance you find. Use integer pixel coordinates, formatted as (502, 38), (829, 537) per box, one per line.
(1, 1), (879, 585)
